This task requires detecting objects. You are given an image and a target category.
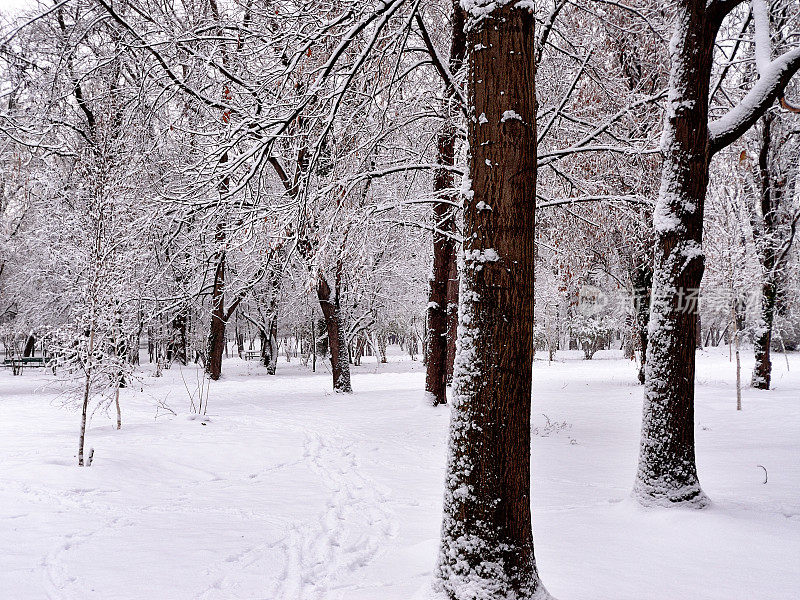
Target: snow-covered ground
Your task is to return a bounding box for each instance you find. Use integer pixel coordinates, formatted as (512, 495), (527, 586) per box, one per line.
(1, 347), (798, 600)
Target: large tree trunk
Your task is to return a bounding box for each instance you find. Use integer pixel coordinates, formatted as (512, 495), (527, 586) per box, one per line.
(317, 269), (352, 393)
(424, 0), (466, 407)
(635, 0), (714, 507)
(436, 5), (544, 599)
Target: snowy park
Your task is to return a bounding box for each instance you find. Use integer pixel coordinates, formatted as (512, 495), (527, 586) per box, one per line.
(2, 0), (800, 599)
(1, 348), (799, 599)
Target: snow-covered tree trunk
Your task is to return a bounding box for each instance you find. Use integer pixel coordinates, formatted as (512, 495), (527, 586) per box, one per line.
(425, 0), (466, 407)
(752, 284), (777, 389)
(265, 317), (279, 375)
(750, 109), (800, 389)
(435, 2), (546, 598)
(260, 268), (281, 375)
(425, 179), (456, 404)
(634, 0), (715, 508)
(751, 117), (779, 390)
(632, 264), (652, 384)
(446, 253), (459, 383)
(637, 0), (800, 506)
(317, 268), (352, 393)
(78, 324), (96, 467)
(377, 331), (387, 364)
(206, 227), (227, 381)
(168, 311), (188, 366)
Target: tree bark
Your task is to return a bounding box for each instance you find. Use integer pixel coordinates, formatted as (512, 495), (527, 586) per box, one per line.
(436, 4), (544, 599)
(260, 314), (279, 375)
(696, 313), (703, 349)
(637, 0), (800, 505)
(445, 249), (459, 382)
(169, 310), (188, 366)
(424, 0), (466, 407)
(78, 324), (96, 467)
(635, 0), (716, 507)
(752, 281), (776, 389)
(424, 208), (453, 403)
(23, 334), (36, 357)
(316, 268), (352, 393)
(206, 233), (227, 381)
(632, 264), (652, 384)
(752, 114), (779, 389)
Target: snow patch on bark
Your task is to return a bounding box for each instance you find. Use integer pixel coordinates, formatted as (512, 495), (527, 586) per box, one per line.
(460, 0), (512, 21)
(464, 249), (499, 263)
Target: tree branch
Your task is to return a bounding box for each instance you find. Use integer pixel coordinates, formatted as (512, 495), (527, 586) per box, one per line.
(413, 11), (468, 117)
(709, 46), (800, 155)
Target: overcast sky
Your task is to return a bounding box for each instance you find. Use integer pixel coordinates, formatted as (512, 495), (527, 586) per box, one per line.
(0, 0), (35, 16)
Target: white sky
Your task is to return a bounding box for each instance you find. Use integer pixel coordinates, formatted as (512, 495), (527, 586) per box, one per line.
(0, 0), (35, 16)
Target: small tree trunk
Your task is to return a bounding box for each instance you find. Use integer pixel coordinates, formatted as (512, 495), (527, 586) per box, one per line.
(751, 115), (779, 390)
(260, 329), (268, 365)
(317, 272), (352, 393)
(78, 327), (95, 467)
(267, 316), (279, 375)
(752, 280), (776, 389)
(235, 323), (244, 358)
(425, 221), (451, 403)
(377, 332), (387, 364)
(114, 384), (122, 430)
(206, 223), (227, 381)
(177, 311), (188, 366)
(445, 250), (458, 383)
(207, 123), (232, 380)
(23, 334), (36, 357)
(733, 305), (742, 411)
(354, 335), (366, 366)
(207, 299), (226, 381)
(632, 265), (652, 384)
(424, 0), (466, 407)
(311, 314), (317, 372)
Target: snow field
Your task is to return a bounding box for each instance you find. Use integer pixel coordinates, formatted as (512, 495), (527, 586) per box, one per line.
(1, 348), (798, 599)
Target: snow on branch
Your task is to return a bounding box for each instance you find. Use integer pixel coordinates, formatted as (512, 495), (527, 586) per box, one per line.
(709, 45), (800, 155)
(751, 0), (772, 76)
